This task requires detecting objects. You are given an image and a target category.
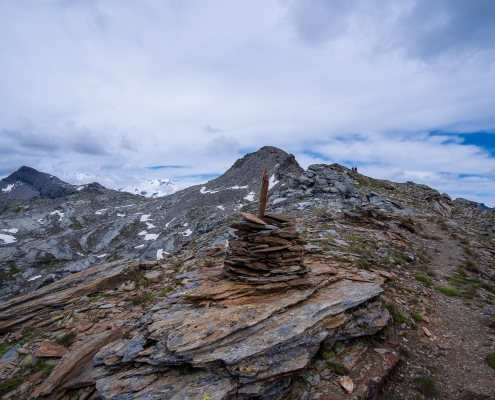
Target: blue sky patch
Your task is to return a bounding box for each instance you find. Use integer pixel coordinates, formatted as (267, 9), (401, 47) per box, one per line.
(429, 131), (495, 156)
(146, 165), (186, 170)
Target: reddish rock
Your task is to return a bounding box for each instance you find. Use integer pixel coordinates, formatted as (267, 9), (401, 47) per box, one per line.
(34, 341), (69, 358)
(30, 327), (125, 399)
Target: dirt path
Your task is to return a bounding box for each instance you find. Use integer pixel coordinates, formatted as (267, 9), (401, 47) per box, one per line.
(379, 219), (495, 399)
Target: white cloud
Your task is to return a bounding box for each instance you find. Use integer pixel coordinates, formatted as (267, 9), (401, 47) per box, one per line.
(0, 0), (493, 205)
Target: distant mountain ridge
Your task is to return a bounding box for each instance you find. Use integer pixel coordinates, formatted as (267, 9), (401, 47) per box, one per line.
(0, 166), (111, 200)
(63, 172), (178, 198)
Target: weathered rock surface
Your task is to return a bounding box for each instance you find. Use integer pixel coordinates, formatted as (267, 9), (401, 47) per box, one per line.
(92, 259), (389, 399)
(0, 259), (137, 334)
(31, 328), (125, 399)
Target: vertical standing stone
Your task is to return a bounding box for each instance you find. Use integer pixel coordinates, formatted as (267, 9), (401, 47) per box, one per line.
(258, 168), (269, 219)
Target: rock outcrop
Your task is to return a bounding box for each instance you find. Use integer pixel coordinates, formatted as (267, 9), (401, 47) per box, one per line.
(92, 257), (390, 399)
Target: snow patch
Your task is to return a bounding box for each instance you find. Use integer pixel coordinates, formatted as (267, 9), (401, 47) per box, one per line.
(2, 228), (18, 234)
(0, 234), (17, 244)
(2, 184), (15, 193)
(138, 230), (159, 240)
(96, 254), (107, 258)
(120, 178), (176, 198)
(28, 275), (42, 281)
(134, 244), (144, 249)
(95, 209), (108, 215)
(117, 213), (125, 217)
(37, 219), (44, 224)
(140, 214), (152, 222)
(157, 249), (170, 260)
(181, 229), (193, 237)
(76, 185), (86, 191)
(50, 210), (64, 221)
(269, 175), (279, 189)
(244, 191), (255, 201)
(200, 186), (219, 194)
(217, 205), (225, 210)
(164, 217), (176, 229)
(230, 185), (248, 189)
(146, 222), (156, 229)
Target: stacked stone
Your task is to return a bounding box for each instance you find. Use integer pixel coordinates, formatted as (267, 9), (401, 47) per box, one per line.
(223, 212), (308, 284)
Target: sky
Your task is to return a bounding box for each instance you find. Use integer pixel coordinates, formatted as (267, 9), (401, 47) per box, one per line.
(0, 0), (494, 206)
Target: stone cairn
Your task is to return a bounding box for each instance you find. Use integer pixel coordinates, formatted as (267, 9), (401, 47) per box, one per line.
(223, 169), (309, 284)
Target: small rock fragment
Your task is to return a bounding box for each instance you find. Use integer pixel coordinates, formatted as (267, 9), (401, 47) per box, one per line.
(145, 270), (161, 283)
(340, 376), (354, 393)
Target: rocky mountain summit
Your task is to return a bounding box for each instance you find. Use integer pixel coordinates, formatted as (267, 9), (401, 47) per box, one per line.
(0, 146), (495, 399)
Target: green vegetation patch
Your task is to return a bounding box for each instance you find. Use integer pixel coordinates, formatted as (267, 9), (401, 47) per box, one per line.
(437, 286), (462, 296)
(0, 378), (22, 396)
(414, 274), (432, 287)
(328, 362), (345, 376)
(411, 312), (423, 322)
(414, 376), (438, 397)
(159, 287), (173, 297)
(384, 302), (408, 324)
(55, 332), (77, 348)
(399, 346), (411, 358)
(465, 259), (480, 273)
(487, 353), (495, 370)
(132, 292), (155, 306)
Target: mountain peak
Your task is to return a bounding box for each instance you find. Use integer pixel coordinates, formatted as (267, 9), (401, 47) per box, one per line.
(0, 166), (112, 200)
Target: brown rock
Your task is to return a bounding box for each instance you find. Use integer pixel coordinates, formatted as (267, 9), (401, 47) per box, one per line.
(336, 345), (367, 372)
(16, 347), (30, 355)
(252, 245), (292, 252)
(30, 327), (125, 399)
(78, 323), (94, 332)
(145, 271), (161, 283)
(28, 370), (46, 384)
(34, 341), (69, 358)
(457, 385), (491, 400)
(0, 259), (137, 335)
(240, 212), (266, 225)
(264, 213), (295, 223)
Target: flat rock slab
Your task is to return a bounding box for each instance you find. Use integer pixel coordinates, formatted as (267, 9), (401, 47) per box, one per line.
(34, 341), (69, 358)
(93, 262), (387, 399)
(239, 212), (266, 225)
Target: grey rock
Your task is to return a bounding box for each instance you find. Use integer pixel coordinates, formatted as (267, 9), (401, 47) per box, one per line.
(0, 344), (20, 363)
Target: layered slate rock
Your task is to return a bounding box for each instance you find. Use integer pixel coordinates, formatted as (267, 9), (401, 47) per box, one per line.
(92, 259), (390, 399)
(223, 212), (309, 284)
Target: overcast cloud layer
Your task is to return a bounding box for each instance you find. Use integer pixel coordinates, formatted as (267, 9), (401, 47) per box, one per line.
(1, 0), (494, 205)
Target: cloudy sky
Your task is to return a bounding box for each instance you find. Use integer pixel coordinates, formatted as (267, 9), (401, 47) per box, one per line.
(1, 0), (494, 205)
